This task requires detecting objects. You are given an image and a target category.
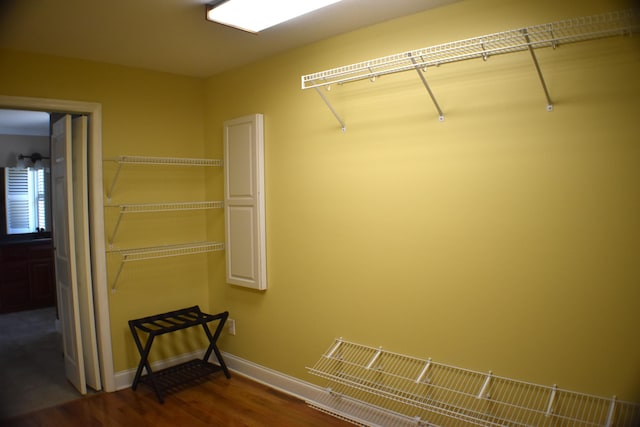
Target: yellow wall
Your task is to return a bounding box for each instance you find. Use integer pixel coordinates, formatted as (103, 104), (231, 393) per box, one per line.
(0, 50), (212, 370)
(205, 0), (640, 401)
(1, 0), (638, 403)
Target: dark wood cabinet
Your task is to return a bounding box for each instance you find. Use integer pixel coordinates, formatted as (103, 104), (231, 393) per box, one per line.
(0, 240), (55, 313)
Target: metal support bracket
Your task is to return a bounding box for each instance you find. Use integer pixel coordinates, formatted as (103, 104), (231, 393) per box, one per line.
(109, 210), (124, 248)
(409, 54), (445, 121)
(106, 162), (123, 201)
(314, 86), (346, 132)
(523, 28), (554, 112)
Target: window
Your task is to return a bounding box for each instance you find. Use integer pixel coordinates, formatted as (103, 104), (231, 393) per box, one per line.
(4, 167), (50, 234)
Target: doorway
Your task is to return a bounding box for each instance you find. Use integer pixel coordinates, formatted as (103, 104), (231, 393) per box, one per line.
(0, 96), (114, 407)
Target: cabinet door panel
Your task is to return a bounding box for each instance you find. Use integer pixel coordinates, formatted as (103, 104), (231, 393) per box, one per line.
(29, 260), (56, 306)
(224, 114), (266, 290)
(0, 279), (30, 312)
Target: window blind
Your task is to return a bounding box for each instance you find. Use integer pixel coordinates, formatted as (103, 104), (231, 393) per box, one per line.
(5, 168), (35, 234)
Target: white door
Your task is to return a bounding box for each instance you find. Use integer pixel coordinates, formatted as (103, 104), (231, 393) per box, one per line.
(71, 116), (101, 391)
(224, 114), (267, 290)
(52, 115), (86, 394)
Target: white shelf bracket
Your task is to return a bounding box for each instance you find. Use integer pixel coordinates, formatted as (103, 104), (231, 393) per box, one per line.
(409, 53), (445, 121)
(111, 257), (127, 291)
(477, 371), (492, 399)
(605, 396), (617, 427)
(366, 347), (383, 370)
(106, 161), (123, 201)
(313, 86), (346, 132)
(108, 210), (124, 248)
(415, 358), (432, 383)
(545, 384), (557, 416)
(523, 28), (554, 112)
(327, 339), (343, 358)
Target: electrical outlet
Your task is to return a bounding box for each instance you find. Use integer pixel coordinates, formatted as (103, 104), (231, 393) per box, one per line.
(228, 318), (236, 336)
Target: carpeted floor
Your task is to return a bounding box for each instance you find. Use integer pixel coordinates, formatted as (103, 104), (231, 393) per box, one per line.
(0, 307), (82, 419)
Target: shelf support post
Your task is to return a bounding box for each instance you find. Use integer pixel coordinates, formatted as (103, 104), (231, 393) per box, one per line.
(605, 396), (617, 427)
(111, 258), (126, 291)
(313, 87), (346, 132)
(108, 210), (124, 248)
(415, 358), (432, 383)
(477, 372), (492, 399)
(545, 384), (557, 416)
(409, 54), (445, 121)
(523, 29), (554, 112)
(366, 347), (383, 370)
(106, 161), (123, 201)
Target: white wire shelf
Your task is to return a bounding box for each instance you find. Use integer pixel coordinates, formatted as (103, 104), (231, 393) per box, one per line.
(106, 201), (224, 246)
(107, 155), (223, 167)
(307, 338), (640, 427)
(105, 155), (223, 200)
(109, 241), (224, 290)
(301, 9), (639, 129)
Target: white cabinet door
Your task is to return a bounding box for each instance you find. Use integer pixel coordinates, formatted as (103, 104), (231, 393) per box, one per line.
(224, 114), (266, 290)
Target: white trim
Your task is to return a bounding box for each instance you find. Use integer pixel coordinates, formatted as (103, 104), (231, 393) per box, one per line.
(114, 350), (321, 400)
(0, 95), (114, 392)
(221, 352), (322, 402)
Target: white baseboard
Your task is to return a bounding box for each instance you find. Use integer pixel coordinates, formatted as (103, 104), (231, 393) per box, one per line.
(114, 349), (321, 401)
(221, 352), (323, 402)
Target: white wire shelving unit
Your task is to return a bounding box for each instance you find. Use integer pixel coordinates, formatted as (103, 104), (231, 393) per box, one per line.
(307, 338), (640, 427)
(109, 241), (224, 290)
(301, 9), (640, 130)
(106, 201), (224, 247)
(103, 155), (225, 290)
(105, 155), (223, 200)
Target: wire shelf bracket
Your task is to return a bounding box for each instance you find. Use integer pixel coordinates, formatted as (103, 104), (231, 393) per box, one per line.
(307, 338), (640, 427)
(301, 9), (639, 130)
(109, 241), (224, 291)
(106, 201), (224, 247)
(105, 155), (223, 200)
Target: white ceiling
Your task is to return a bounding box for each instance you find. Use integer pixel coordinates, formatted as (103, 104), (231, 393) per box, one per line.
(0, 110), (50, 137)
(0, 0), (456, 78)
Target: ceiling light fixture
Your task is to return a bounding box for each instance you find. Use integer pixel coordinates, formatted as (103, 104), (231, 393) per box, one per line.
(205, 0), (344, 33)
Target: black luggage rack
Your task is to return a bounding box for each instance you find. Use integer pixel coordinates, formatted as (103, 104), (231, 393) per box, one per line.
(128, 305), (230, 403)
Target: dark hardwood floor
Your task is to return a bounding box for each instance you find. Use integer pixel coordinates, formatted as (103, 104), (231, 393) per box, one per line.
(2, 373), (353, 427)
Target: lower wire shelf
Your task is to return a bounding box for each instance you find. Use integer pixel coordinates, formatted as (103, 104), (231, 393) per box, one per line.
(109, 241), (224, 290)
(307, 338), (640, 427)
(137, 359), (225, 394)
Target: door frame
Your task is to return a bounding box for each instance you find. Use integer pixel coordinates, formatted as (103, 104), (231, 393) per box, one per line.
(0, 94), (115, 392)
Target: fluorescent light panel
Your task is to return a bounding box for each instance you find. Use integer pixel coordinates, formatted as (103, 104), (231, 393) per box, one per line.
(206, 0), (344, 33)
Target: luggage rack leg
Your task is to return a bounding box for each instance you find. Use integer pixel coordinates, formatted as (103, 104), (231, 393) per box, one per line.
(202, 311), (231, 379)
(129, 323), (164, 402)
